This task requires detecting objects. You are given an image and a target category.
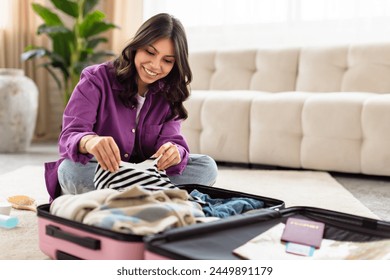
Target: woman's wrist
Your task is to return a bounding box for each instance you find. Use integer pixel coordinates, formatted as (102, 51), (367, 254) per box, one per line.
(79, 134), (97, 154)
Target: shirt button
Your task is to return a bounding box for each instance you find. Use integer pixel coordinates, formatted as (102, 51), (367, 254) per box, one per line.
(124, 153), (129, 158)
(131, 128), (135, 133)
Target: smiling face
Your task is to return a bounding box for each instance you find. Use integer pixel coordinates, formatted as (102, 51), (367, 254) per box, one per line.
(134, 37), (176, 95)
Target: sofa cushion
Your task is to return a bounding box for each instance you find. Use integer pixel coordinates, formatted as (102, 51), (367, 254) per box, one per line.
(199, 91), (259, 163)
(301, 92), (374, 173)
(189, 52), (216, 90)
(296, 46), (348, 92)
(342, 43), (390, 93)
(249, 92), (309, 168)
(210, 50), (257, 90)
(182, 91), (210, 154)
(361, 94), (390, 175)
(250, 48), (299, 92)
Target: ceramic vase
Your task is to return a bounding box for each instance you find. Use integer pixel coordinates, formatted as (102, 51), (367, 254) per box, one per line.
(0, 68), (39, 152)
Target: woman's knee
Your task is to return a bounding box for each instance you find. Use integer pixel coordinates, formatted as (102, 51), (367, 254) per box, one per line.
(58, 159), (96, 195)
(198, 154), (218, 179)
(189, 154), (218, 186)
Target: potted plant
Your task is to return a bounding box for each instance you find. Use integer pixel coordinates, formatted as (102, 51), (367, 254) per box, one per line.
(21, 0), (119, 105)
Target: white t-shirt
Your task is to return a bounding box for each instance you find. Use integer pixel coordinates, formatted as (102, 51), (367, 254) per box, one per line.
(136, 93), (146, 124)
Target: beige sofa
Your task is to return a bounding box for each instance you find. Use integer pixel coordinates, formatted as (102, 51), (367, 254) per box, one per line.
(183, 43), (390, 177)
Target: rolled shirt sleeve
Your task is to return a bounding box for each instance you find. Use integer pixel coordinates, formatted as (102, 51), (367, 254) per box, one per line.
(59, 68), (101, 164)
(158, 118), (189, 176)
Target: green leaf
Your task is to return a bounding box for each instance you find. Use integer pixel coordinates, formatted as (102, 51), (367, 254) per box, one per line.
(52, 40), (71, 66)
(32, 3), (63, 26)
(73, 61), (91, 75)
(79, 10), (117, 38)
(51, 32), (76, 66)
(40, 62), (63, 89)
(83, 0), (99, 16)
(20, 47), (70, 83)
(50, 0), (79, 18)
(23, 45), (37, 52)
(37, 24), (71, 35)
(90, 50), (116, 62)
(20, 48), (48, 61)
(49, 52), (69, 69)
(78, 50), (89, 62)
(86, 37), (108, 49)
(81, 21), (117, 38)
(50, 61), (70, 80)
(21, 47), (68, 69)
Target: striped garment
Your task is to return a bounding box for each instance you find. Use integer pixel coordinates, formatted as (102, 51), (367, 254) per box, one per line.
(94, 157), (175, 190)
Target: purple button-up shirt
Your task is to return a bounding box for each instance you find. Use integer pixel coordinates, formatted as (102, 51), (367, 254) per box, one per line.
(44, 62), (189, 200)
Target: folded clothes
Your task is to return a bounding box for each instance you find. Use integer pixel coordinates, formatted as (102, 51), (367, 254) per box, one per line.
(50, 186), (205, 235)
(189, 189), (264, 218)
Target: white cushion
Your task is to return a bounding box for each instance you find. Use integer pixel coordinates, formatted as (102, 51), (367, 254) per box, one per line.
(199, 91), (258, 163)
(182, 91), (210, 154)
(250, 48), (299, 92)
(188, 52), (216, 90)
(361, 94), (390, 175)
(296, 46), (348, 92)
(342, 43), (390, 92)
(301, 93), (374, 173)
(210, 50), (257, 90)
(249, 92), (309, 168)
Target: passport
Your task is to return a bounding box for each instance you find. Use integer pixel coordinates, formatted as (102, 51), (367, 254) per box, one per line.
(281, 217), (325, 248)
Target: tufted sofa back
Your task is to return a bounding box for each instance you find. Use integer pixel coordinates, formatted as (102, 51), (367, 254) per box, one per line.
(189, 43), (390, 93)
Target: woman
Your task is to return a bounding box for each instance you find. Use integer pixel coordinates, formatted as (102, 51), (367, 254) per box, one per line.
(44, 13), (218, 199)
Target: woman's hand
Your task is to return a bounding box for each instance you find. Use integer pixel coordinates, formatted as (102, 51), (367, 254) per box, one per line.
(81, 135), (121, 173)
(153, 142), (181, 171)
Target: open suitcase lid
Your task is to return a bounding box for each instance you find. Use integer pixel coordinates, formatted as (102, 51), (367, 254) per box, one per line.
(144, 206), (390, 260)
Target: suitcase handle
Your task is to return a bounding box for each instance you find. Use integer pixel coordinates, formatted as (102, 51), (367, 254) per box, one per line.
(46, 225), (101, 250)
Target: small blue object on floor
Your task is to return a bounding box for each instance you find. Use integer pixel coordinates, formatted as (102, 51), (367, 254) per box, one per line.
(0, 214), (19, 229)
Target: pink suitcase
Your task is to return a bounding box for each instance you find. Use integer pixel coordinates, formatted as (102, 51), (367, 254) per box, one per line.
(37, 184), (285, 260)
(38, 203), (144, 260)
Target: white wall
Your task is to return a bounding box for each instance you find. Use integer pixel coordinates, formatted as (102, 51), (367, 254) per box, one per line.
(187, 18), (390, 52)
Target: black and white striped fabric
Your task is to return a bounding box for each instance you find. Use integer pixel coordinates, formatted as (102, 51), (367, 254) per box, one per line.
(94, 157), (175, 190)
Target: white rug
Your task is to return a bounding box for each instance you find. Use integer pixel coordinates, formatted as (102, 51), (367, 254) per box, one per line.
(0, 165), (378, 260)
(215, 169), (378, 218)
(0, 166), (50, 260)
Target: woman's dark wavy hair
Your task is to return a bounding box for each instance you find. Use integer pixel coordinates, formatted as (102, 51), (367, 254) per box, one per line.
(113, 13), (192, 120)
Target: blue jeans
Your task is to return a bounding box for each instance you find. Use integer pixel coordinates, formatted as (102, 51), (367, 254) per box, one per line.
(189, 189), (264, 218)
(58, 154), (218, 195)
